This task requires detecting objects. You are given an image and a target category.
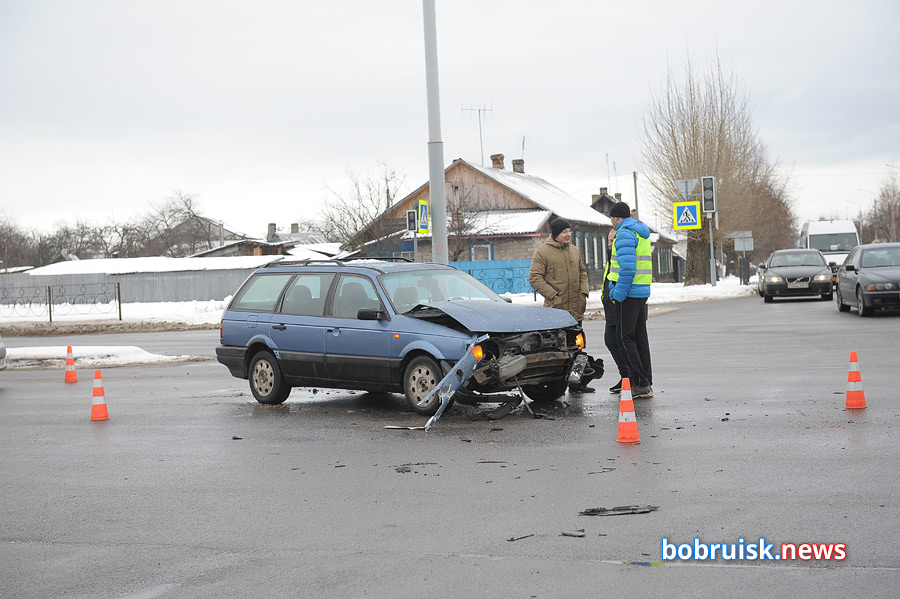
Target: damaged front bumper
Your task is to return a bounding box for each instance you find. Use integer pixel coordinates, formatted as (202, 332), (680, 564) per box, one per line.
(418, 334), (595, 430)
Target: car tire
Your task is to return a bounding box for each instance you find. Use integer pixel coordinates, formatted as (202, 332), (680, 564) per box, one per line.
(249, 350), (291, 405)
(821, 291), (833, 301)
(836, 287), (850, 312)
(404, 355), (450, 416)
(856, 287), (873, 317)
(763, 294), (773, 303)
(522, 379), (568, 402)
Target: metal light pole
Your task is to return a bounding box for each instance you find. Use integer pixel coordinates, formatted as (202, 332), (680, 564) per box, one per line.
(422, 0), (448, 265)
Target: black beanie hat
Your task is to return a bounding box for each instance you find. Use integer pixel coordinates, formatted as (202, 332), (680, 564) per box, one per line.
(609, 202), (631, 219)
(549, 218), (571, 240)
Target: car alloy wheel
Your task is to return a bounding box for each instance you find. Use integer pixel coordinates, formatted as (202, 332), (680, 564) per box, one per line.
(856, 287), (873, 317)
(249, 350), (291, 404)
(404, 355), (449, 416)
(836, 287), (850, 312)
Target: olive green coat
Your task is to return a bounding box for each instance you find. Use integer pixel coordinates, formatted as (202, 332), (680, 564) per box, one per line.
(528, 235), (589, 322)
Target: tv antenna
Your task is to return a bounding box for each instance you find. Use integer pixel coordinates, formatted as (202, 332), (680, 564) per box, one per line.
(462, 103), (493, 165)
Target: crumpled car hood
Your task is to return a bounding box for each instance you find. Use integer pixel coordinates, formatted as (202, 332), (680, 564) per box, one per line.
(408, 300), (578, 333)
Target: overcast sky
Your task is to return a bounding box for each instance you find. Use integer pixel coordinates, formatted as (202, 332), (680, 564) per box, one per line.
(1, 0), (897, 238)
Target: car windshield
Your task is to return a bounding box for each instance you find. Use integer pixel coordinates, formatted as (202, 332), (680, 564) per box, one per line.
(861, 247), (900, 268)
(769, 252), (826, 268)
(808, 233), (857, 252)
(381, 269), (503, 313)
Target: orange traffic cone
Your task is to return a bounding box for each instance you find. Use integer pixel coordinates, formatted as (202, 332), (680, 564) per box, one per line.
(90, 369), (109, 421)
(64, 345), (78, 383)
(616, 378), (640, 443)
(845, 351), (866, 409)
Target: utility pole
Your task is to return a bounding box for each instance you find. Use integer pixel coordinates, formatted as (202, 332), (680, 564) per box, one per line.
(462, 104), (493, 166)
(633, 171), (639, 220)
(422, 0), (448, 264)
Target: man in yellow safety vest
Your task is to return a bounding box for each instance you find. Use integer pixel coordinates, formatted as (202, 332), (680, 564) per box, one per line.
(607, 202), (654, 398)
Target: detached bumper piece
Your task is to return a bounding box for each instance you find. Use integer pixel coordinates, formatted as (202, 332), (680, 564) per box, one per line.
(419, 335), (488, 431)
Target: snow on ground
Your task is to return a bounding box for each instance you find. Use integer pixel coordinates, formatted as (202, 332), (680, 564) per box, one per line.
(3, 277), (757, 368)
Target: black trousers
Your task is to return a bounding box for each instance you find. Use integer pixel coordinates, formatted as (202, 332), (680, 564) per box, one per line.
(603, 301), (630, 378)
(616, 297), (652, 388)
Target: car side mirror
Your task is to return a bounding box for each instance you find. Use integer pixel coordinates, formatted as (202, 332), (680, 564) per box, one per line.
(845, 265), (856, 272)
(357, 308), (386, 321)
(757, 263), (766, 271)
(502, 296), (512, 303)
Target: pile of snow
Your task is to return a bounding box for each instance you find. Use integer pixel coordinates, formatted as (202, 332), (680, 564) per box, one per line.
(7, 346), (203, 369)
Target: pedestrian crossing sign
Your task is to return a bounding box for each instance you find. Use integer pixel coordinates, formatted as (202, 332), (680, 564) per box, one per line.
(417, 199), (430, 234)
(673, 201), (702, 230)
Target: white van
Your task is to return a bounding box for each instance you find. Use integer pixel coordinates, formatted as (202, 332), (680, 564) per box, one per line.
(799, 220), (859, 267)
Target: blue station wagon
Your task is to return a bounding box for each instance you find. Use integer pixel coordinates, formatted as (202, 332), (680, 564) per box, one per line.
(216, 259), (595, 416)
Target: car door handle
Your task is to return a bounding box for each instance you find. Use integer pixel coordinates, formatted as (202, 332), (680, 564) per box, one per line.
(272, 324), (286, 331)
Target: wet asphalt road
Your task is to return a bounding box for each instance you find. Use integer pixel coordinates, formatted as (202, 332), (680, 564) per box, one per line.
(2, 296), (899, 597)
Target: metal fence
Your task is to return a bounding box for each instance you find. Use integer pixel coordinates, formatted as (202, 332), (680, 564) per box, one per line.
(0, 283), (122, 322)
(450, 259), (533, 295)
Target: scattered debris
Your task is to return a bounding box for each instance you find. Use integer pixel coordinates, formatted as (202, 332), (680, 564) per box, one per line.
(624, 561), (664, 567)
(232, 436), (242, 440)
(579, 505), (660, 516)
(560, 529), (586, 538)
(588, 467), (616, 474)
(395, 466), (412, 474)
(487, 401), (520, 420)
(507, 534), (534, 542)
(384, 425), (427, 431)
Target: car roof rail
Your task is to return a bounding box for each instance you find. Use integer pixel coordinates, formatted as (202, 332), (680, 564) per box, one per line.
(261, 256), (414, 268)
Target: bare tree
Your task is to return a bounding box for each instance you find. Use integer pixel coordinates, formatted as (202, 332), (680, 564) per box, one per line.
(639, 56), (794, 284)
(869, 170), (900, 242)
(0, 215), (35, 268)
(138, 191), (214, 257)
(320, 163), (407, 252)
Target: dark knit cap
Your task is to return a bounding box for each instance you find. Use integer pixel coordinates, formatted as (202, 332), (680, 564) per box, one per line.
(549, 218), (571, 240)
(609, 202), (631, 218)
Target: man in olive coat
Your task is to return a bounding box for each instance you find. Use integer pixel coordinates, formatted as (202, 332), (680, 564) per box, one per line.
(529, 218), (597, 393)
(529, 218), (589, 322)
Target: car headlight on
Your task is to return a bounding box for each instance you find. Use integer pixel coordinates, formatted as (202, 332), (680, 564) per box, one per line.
(866, 283), (897, 291)
(813, 274), (831, 282)
(767, 275), (783, 283)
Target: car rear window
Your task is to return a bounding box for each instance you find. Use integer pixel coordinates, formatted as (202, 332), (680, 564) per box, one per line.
(280, 273), (334, 316)
(230, 274), (293, 312)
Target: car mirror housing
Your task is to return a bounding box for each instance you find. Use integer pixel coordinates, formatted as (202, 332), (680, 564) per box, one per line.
(357, 308), (386, 321)
(845, 265), (856, 272)
(757, 263), (766, 271)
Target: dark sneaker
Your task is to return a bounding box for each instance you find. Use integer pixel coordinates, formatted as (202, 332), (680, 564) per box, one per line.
(609, 378), (624, 393)
(631, 385), (653, 399)
(569, 385), (596, 394)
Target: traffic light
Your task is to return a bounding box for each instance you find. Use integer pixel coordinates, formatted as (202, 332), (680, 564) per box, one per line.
(701, 176), (717, 213)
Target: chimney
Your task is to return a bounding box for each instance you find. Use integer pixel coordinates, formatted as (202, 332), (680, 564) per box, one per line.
(291, 223), (299, 234)
(591, 194), (601, 204)
(512, 159), (525, 173)
(614, 193), (622, 201)
(599, 187), (608, 197)
(490, 153), (505, 169)
(267, 223), (276, 239)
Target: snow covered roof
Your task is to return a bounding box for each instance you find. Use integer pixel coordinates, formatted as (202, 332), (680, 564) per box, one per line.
(401, 209), (552, 240)
(464, 160), (611, 227)
(25, 255), (283, 276)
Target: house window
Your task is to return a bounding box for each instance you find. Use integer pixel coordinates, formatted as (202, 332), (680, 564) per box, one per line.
(471, 243), (491, 261)
(394, 251), (415, 261)
(592, 235), (599, 271)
